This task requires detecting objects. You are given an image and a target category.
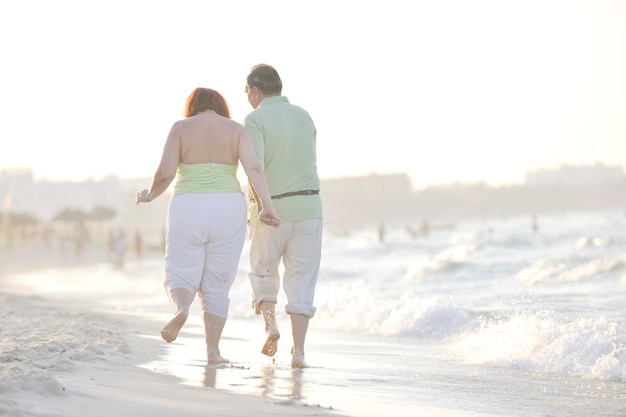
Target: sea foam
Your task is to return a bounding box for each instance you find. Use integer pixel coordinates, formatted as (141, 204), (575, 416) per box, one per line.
(450, 311), (626, 382)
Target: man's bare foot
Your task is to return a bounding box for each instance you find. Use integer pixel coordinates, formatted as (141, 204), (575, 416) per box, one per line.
(261, 326), (280, 357)
(161, 312), (188, 343)
(291, 350), (308, 368)
(207, 352), (230, 365)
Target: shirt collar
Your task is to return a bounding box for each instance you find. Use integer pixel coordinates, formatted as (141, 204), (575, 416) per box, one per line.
(259, 96), (289, 107)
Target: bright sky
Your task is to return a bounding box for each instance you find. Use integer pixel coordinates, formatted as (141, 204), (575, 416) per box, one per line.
(0, 0), (624, 188)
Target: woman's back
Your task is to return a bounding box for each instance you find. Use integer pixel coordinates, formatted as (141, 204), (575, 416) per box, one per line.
(174, 110), (242, 166)
(136, 86), (279, 229)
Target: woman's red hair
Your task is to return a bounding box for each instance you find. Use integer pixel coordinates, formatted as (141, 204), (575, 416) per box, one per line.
(184, 88), (231, 118)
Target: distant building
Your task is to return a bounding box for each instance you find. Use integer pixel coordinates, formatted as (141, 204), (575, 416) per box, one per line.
(2, 166), (625, 242)
(0, 169), (37, 211)
(525, 164), (625, 186)
(0, 169), (169, 242)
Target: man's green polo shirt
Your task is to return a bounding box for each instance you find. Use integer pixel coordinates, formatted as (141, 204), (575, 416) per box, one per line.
(243, 96), (323, 225)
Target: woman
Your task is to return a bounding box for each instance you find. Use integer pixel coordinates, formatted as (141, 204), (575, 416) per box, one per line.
(136, 88), (280, 364)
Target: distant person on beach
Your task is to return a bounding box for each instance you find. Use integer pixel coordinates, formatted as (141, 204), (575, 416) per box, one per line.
(134, 230), (143, 260)
(111, 228), (127, 269)
(136, 87), (280, 364)
(243, 64), (323, 368)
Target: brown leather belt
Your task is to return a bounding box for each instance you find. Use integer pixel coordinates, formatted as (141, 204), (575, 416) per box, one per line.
(271, 189), (319, 200)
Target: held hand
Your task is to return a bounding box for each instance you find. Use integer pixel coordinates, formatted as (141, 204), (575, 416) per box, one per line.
(258, 207), (281, 228)
(136, 189), (150, 205)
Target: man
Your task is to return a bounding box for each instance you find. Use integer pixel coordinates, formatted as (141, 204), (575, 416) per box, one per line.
(243, 64), (323, 368)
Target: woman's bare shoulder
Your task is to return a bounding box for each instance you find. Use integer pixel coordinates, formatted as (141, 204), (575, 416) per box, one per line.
(169, 114), (243, 135)
(170, 117), (190, 131)
(217, 117), (246, 137)
(220, 115), (244, 129)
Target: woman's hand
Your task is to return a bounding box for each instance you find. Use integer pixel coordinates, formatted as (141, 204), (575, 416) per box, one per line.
(136, 189), (150, 205)
(258, 207), (281, 228)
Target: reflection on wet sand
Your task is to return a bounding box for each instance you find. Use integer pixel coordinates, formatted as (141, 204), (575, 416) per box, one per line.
(202, 364), (306, 406)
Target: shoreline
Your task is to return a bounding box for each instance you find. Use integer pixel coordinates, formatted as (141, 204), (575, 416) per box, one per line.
(0, 243), (344, 416)
(0, 249), (497, 417)
(0, 291), (346, 417)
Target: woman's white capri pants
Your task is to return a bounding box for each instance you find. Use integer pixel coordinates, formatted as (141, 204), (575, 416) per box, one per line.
(164, 192), (246, 319)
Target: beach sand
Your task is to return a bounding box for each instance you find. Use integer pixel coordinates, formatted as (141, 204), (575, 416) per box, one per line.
(0, 249), (493, 417)
(0, 291), (346, 417)
(0, 249), (344, 417)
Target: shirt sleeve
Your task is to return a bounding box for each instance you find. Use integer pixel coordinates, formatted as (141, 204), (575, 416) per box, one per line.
(243, 115), (265, 168)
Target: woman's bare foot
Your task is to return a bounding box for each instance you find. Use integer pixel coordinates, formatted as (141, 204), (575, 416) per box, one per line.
(161, 312), (188, 343)
(261, 326), (280, 357)
(207, 351), (229, 365)
(291, 350), (308, 368)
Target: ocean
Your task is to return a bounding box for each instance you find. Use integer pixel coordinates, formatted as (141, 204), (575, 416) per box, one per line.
(4, 209), (626, 417)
